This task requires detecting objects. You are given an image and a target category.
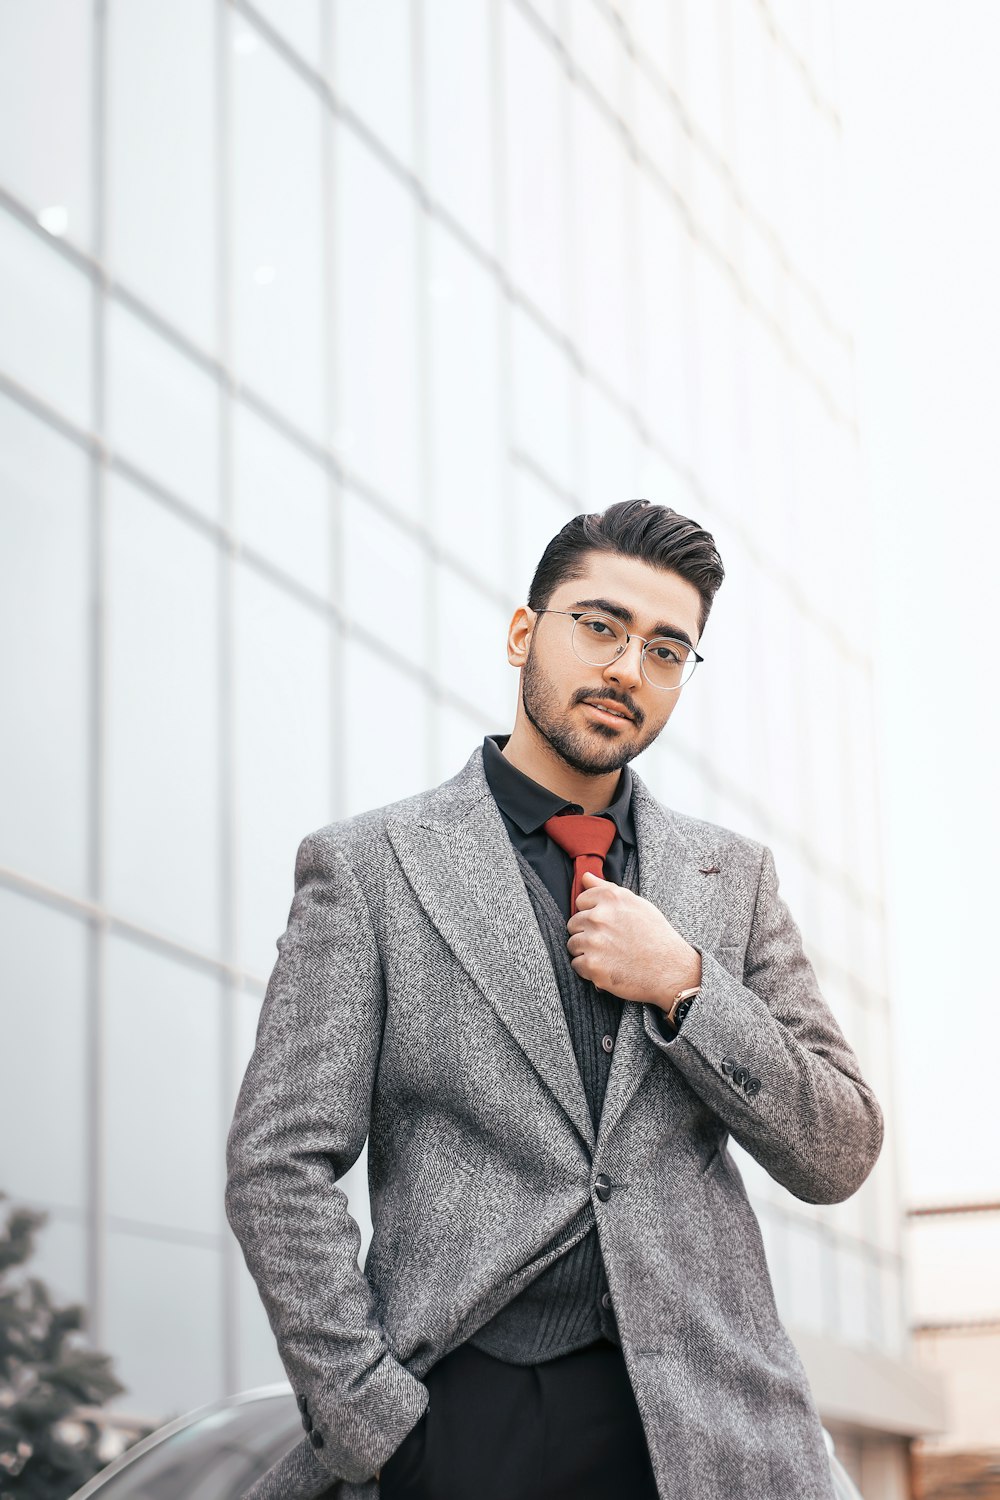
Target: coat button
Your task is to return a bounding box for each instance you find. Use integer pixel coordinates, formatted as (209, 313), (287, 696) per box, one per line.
(721, 1057), (736, 1075)
(309, 1429), (324, 1450)
(601, 1290), (613, 1309)
(594, 1172), (612, 1201)
(601, 1034), (614, 1053)
(296, 1394), (308, 1414)
(744, 1076), (761, 1096)
(732, 1065), (749, 1087)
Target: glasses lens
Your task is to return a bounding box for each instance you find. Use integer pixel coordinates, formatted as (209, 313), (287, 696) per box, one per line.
(642, 639), (695, 688)
(572, 613), (628, 665)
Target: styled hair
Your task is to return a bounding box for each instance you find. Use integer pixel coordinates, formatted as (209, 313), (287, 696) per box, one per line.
(527, 499), (725, 640)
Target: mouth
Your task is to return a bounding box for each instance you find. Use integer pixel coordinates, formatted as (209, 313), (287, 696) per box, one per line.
(582, 700), (634, 726)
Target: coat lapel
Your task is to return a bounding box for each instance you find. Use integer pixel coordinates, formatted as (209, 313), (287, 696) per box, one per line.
(387, 747), (597, 1151)
(386, 745), (730, 1157)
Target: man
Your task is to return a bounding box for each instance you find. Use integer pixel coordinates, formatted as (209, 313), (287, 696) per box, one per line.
(226, 499), (883, 1500)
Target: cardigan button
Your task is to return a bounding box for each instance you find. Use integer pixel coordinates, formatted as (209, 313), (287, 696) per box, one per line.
(601, 1034), (614, 1053)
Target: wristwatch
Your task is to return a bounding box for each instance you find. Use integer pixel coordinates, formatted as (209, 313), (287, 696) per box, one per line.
(664, 986), (700, 1030)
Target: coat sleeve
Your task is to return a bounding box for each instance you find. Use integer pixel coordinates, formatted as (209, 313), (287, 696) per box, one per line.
(641, 843), (885, 1204)
(225, 829), (429, 1485)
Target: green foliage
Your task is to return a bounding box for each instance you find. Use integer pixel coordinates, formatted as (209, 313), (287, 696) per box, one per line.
(0, 1192), (147, 1499)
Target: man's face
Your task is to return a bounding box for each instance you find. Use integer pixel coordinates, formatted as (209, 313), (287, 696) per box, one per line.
(517, 552), (703, 777)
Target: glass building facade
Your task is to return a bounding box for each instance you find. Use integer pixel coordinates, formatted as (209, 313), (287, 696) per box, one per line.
(0, 1), (941, 1493)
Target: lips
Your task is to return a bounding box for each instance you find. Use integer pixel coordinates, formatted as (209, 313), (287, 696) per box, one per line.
(583, 699), (633, 723)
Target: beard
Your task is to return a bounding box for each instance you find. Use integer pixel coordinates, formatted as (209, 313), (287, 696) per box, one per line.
(520, 641), (662, 776)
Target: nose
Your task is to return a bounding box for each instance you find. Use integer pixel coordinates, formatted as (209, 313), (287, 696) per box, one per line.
(602, 634), (644, 691)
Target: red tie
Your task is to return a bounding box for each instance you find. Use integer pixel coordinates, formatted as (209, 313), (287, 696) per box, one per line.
(543, 814), (617, 915)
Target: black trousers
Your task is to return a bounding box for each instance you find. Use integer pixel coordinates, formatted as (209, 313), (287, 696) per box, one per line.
(379, 1336), (659, 1500)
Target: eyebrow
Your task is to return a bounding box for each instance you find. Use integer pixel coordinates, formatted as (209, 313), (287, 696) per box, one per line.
(570, 598), (696, 652)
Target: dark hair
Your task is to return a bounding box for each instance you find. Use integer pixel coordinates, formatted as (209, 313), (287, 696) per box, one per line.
(527, 499), (725, 640)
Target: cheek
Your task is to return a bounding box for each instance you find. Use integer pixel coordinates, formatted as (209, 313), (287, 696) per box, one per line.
(647, 697), (677, 728)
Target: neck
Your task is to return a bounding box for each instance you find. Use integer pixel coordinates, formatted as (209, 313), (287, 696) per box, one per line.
(500, 723), (623, 815)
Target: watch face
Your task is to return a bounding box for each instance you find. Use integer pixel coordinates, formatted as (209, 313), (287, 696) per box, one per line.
(674, 998), (693, 1027)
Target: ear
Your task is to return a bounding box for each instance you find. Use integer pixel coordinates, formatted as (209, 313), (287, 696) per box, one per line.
(507, 605), (536, 668)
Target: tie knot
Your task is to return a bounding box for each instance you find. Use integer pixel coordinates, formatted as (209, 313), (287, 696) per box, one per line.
(542, 813), (617, 861)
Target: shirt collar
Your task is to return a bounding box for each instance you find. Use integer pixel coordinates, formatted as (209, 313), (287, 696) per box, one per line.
(482, 733), (635, 845)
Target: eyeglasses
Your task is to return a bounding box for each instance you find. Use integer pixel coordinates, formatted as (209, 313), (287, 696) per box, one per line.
(534, 610), (704, 690)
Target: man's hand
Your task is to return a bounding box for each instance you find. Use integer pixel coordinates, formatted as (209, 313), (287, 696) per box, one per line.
(566, 870), (702, 1008)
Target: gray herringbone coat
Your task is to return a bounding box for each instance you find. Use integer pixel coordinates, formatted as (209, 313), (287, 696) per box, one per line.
(225, 743), (883, 1500)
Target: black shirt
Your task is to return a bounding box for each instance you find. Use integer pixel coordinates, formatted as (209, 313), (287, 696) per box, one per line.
(482, 732), (677, 1043)
(481, 732), (636, 922)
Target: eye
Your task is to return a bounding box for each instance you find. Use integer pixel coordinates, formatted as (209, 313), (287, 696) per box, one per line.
(583, 618), (615, 637)
(649, 642), (683, 663)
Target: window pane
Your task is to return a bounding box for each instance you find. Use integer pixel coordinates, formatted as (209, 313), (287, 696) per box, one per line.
(835, 1241), (871, 1347)
(27, 1217), (88, 1310)
(342, 637), (430, 814)
(232, 399), (331, 597)
(106, 475), (221, 954)
(104, 1234), (223, 1419)
(422, 0), (494, 248)
(743, 319), (789, 571)
(880, 1261), (905, 1356)
(630, 0), (685, 101)
(0, 396), (90, 892)
(433, 563), (515, 727)
(433, 699), (491, 785)
(342, 488), (428, 670)
(426, 224), (503, 568)
(692, 245), (739, 514)
(233, 564), (333, 980)
(565, 1), (624, 113)
(105, 934), (223, 1235)
(681, 0), (727, 155)
(510, 308), (574, 494)
(0, 0), (93, 251)
(510, 467), (571, 608)
(642, 734), (714, 820)
(331, 0), (414, 171)
(106, 299), (220, 519)
(754, 574), (806, 834)
(0, 207), (93, 430)
(570, 90), (631, 399)
(780, 1215), (827, 1334)
(232, 31), (325, 438)
(503, 4), (570, 330)
(636, 178), (695, 468)
(633, 67), (685, 194)
(799, 623), (848, 871)
(0, 891), (88, 1210)
(334, 129), (420, 519)
(250, 0), (322, 69)
(578, 379), (643, 511)
(107, 0), (217, 347)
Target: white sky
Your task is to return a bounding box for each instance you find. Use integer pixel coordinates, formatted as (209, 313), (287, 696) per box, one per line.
(839, 3), (1000, 1208)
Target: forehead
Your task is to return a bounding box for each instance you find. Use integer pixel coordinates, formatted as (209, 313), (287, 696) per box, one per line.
(549, 552), (703, 640)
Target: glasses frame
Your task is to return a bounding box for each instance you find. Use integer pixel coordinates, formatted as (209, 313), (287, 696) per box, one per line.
(533, 608), (705, 691)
